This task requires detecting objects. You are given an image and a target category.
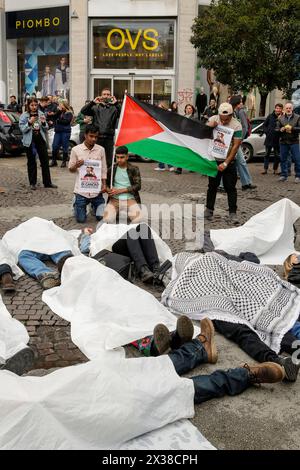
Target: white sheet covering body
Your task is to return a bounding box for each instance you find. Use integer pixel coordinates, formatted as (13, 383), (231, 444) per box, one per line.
(0, 356), (195, 450)
(2, 217), (81, 258)
(210, 198), (300, 265)
(43, 256), (200, 359)
(90, 223), (173, 264)
(0, 295), (29, 364)
(0, 240), (23, 279)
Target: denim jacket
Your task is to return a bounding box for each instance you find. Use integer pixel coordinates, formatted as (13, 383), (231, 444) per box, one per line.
(19, 111), (48, 147)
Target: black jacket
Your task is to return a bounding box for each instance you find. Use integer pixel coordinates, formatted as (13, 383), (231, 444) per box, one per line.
(81, 101), (121, 137)
(263, 111), (280, 148)
(276, 113), (300, 145)
(288, 264), (300, 288)
(107, 163), (141, 204)
(7, 102), (22, 113)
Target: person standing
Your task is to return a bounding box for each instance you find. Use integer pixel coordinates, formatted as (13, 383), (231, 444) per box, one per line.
(196, 87), (208, 120)
(277, 103), (300, 182)
(202, 99), (218, 122)
(204, 103), (243, 224)
(80, 88), (121, 170)
(262, 103), (283, 174)
(69, 124), (107, 223)
(229, 95), (256, 191)
(19, 97), (57, 191)
(7, 95), (22, 113)
(49, 99), (73, 168)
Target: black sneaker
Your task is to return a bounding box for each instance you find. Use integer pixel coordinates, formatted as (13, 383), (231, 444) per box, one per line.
(57, 254), (74, 273)
(277, 356), (300, 382)
(204, 208), (214, 221)
(0, 347), (34, 375)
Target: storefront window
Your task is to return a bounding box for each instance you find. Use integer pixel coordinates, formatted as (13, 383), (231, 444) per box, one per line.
(92, 20), (175, 70)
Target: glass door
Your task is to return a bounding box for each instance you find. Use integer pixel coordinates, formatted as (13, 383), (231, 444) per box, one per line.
(133, 78), (152, 104)
(112, 77), (132, 104)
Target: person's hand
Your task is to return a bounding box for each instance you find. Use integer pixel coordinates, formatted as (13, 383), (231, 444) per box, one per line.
(83, 227), (94, 235)
(101, 184), (107, 193)
(75, 159), (84, 168)
(280, 127), (286, 132)
(84, 116), (91, 123)
(29, 116), (36, 124)
(111, 96), (117, 105)
(48, 111), (54, 116)
(218, 162), (227, 172)
(94, 97), (102, 104)
(108, 187), (123, 196)
(40, 116), (46, 123)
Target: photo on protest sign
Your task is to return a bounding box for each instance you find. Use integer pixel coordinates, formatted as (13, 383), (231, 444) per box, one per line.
(209, 125), (234, 160)
(79, 160), (102, 194)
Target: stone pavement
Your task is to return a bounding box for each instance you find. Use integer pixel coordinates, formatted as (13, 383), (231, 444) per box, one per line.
(1, 154), (300, 449)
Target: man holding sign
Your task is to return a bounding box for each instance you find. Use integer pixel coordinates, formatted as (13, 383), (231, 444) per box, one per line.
(204, 103), (243, 224)
(69, 125), (107, 223)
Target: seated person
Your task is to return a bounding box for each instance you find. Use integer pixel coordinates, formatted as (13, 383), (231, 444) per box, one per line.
(104, 146), (142, 224)
(18, 251), (74, 290)
(80, 224), (165, 283)
(132, 316), (285, 404)
(283, 253), (300, 340)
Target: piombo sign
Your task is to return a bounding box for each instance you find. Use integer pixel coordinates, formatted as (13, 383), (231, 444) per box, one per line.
(6, 7), (69, 39)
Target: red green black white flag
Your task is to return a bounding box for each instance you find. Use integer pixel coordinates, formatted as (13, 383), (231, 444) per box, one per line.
(115, 95), (218, 177)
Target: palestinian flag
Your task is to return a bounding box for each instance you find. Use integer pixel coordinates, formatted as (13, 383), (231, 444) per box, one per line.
(115, 95), (217, 176)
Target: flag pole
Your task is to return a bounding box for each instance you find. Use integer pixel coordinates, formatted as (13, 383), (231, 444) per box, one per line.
(110, 92), (127, 188)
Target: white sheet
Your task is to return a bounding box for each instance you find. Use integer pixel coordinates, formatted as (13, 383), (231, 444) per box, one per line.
(0, 356), (195, 450)
(0, 240), (23, 280)
(0, 295), (29, 364)
(90, 223), (173, 264)
(2, 217), (81, 258)
(210, 198), (300, 265)
(43, 256), (199, 359)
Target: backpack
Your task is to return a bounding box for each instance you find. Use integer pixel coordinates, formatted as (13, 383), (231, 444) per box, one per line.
(92, 249), (134, 282)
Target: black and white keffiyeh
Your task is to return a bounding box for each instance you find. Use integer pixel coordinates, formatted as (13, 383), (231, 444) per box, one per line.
(162, 252), (300, 353)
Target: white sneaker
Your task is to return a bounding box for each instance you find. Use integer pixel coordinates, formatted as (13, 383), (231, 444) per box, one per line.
(295, 178), (300, 183)
(169, 167), (175, 172)
(154, 167), (166, 171)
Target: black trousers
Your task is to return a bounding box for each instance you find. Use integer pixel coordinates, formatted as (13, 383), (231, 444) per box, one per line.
(0, 264), (13, 276)
(26, 133), (52, 187)
(112, 224), (159, 273)
(264, 145), (280, 171)
(97, 136), (114, 170)
(206, 161), (237, 213)
(213, 320), (298, 362)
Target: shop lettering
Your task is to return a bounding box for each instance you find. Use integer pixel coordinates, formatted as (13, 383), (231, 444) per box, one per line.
(15, 17), (60, 31)
(107, 28), (159, 51)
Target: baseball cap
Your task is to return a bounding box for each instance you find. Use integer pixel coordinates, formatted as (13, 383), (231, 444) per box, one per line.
(218, 103), (233, 115)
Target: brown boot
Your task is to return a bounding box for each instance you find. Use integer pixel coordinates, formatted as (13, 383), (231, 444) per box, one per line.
(243, 362), (285, 384)
(1, 273), (16, 292)
(197, 318), (218, 364)
(152, 324), (171, 356)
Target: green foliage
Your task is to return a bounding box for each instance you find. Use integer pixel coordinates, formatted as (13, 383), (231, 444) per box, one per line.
(191, 0), (300, 99)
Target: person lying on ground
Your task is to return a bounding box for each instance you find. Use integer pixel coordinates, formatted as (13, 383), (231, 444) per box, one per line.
(161, 251), (300, 382)
(131, 316), (285, 404)
(80, 223), (170, 284)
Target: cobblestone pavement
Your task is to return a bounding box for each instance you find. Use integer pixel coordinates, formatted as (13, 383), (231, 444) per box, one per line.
(1, 155), (300, 449)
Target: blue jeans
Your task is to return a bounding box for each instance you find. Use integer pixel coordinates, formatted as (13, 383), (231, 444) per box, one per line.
(18, 250), (72, 279)
(52, 131), (71, 154)
(74, 193), (105, 223)
(168, 339), (250, 404)
(290, 321), (300, 340)
(280, 144), (300, 178)
(236, 147), (252, 186)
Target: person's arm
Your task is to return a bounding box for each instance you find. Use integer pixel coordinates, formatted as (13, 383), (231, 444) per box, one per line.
(19, 113), (32, 134)
(68, 147), (84, 172)
(80, 101), (95, 117)
(57, 112), (73, 126)
(218, 138), (242, 172)
(75, 113), (84, 126)
(79, 228), (94, 254)
(240, 110), (249, 139)
(101, 150), (107, 193)
(263, 115), (270, 134)
(127, 166), (141, 193)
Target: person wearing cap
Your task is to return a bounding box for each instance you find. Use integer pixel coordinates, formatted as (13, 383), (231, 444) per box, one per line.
(205, 102), (243, 224)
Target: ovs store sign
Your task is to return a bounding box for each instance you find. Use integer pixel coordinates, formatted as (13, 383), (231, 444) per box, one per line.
(106, 28), (159, 51)
(6, 7), (69, 39)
